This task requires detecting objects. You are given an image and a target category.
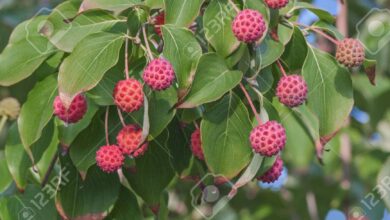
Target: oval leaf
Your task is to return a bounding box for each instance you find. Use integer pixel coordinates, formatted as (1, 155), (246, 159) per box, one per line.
(18, 75), (57, 150)
(201, 92), (253, 179)
(165, 0), (203, 27)
(162, 25), (202, 92)
(203, 0), (240, 57)
(302, 46), (354, 136)
(179, 53), (243, 108)
(58, 32), (124, 106)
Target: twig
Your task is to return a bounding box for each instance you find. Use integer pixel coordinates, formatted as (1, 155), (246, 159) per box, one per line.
(124, 30), (130, 80)
(228, 0), (240, 13)
(117, 107), (126, 127)
(142, 25), (154, 61)
(239, 83), (262, 125)
(105, 107), (110, 145)
(41, 149), (59, 187)
(276, 60), (288, 77)
(294, 22), (339, 45)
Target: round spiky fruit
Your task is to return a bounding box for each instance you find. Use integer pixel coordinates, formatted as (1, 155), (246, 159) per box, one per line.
(336, 38), (365, 68)
(53, 94), (87, 123)
(154, 12), (165, 36)
(116, 124), (148, 158)
(249, 121), (287, 156)
(232, 9), (267, 43)
(143, 58), (175, 91)
(276, 74), (308, 107)
(264, 0), (289, 9)
(113, 79), (144, 113)
(190, 129), (204, 160)
(258, 156), (283, 183)
(96, 145), (124, 173)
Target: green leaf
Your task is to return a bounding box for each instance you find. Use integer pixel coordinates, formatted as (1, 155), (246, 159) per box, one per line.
(127, 87), (177, 139)
(4, 124), (31, 190)
(179, 53), (243, 108)
(274, 102), (315, 168)
(58, 101), (99, 146)
(281, 27), (308, 72)
(18, 75), (57, 151)
(302, 46), (354, 136)
(124, 132), (175, 205)
(0, 16), (56, 86)
(203, 0), (240, 58)
(166, 118), (192, 175)
(42, 1), (124, 52)
(105, 186), (142, 220)
(162, 25), (202, 92)
(201, 92), (253, 179)
(145, 0), (164, 9)
(79, 0), (142, 14)
(69, 113), (106, 173)
(165, 0), (203, 27)
(35, 125), (59, 183)
(127, 8), (148, 37)
(244, 0), (269, 21)
(0, 185), (57, 220)
(0, 152), (12, 193)
(58, 155), (120, 219)
(255, 34), (284, 69)
(58, 32), (124, 106)
(287, 2), (335, 23)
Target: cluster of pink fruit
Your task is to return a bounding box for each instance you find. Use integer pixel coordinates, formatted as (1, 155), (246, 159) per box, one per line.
(52, 0), (366, 182)
(192, 0), (366, 184)
(53, 57), (176, 172)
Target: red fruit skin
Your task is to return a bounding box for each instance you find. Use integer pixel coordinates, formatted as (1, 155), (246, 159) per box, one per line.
(142, 58), (175, 91)
(116, 124), (148, 158)
(190, 129), (204, 160)
(276, 74), (308, 108)
(96, 145), (124, 173)
(336, 38), (365, 68)
(249, 121), (287, 156)
(113, 79), (144, 113)
(232, 9), (267, 43)
(264, 0), (289, 9)
(154, 12), (165, 36)
(53, 94), (87, 123)
(258, 156), (283, 183)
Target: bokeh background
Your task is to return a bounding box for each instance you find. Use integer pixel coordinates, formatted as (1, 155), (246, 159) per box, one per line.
(0, 0), (390, 219)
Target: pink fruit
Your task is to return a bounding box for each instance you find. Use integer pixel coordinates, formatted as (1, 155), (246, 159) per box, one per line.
(264, 0), (289, 9)
(113, 79), (144, 113)
(336, 38), (365, 68)
(258, 156), (283, 183)
(249, 121), (287, 156)
(96, 145), (124, 173)
(232, 9), (267, 43)
(53, 94), (87, 123)
(116, 124), (148, 158)
(143, 58), (175, 91)
(276, 74), (308, 107)
(190, 128), (204, 160)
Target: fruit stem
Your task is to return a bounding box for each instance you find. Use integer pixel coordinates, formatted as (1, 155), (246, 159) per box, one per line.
(294, 22), (339, 45)
(0, 115), (8, 135)
(117, 107), (126, 127)
(142, 25), (154, 61)
(276, 60), (288, 77)
(228, 0), (240, 14)
(124, 30), (130, 80)
(105, 107), (110, 145)
(239, 83), (262, 125)
(193, 121), (199, 129)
